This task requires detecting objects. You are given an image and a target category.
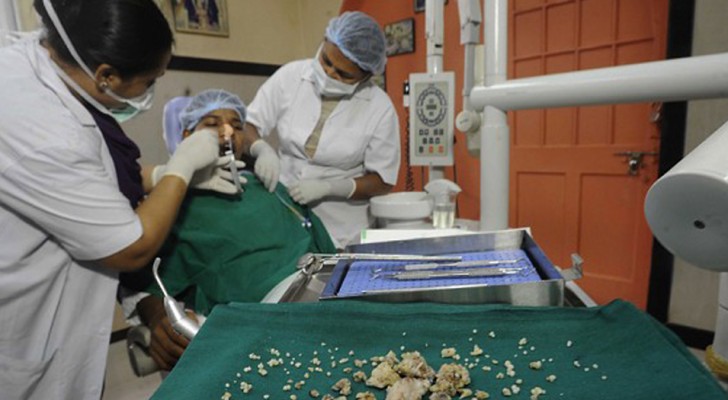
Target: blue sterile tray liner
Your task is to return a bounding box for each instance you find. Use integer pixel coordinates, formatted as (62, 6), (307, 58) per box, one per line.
(336, 249), (539, 296)
(151, 300), (727, 400)
(322, 231), (564, 299)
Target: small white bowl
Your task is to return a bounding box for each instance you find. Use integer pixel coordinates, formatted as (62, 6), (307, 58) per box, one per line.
(370, 191), (433, 220)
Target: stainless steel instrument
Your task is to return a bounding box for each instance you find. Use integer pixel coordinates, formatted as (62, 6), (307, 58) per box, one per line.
(224, 137), (242, 193)
(376, 266), (524, 280)
(309, 229), (584, 307)
(303, 252), (463, 265)
(152, 257), (199, 340)
(390, 258), (523, 271)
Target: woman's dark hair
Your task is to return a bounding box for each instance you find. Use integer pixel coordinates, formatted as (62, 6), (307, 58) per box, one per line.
(34, 0), (174, 79)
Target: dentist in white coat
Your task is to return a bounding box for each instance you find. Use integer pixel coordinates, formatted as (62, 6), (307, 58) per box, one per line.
(0, 1), (239, 398)
(242, 11), (401, 249)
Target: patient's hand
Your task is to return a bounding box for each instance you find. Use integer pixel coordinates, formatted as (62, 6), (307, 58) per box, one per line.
(148, 310), (198, 370)
(137, 295), (199, 371)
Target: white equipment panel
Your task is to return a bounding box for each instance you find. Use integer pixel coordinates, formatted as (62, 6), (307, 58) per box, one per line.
(409, 72), (455, 166)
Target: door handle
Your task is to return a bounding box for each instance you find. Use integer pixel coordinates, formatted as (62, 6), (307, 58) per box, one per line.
(614, 151), (658, 176)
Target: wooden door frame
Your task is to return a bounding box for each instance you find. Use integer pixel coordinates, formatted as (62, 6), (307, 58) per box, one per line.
(645, 0), (715, 349)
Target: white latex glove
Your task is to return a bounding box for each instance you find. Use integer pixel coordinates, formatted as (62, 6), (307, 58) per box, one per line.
(161, 128), (220, 184)
(153, 157), (247, 195)
(191, 157), (247, 194)
(250, 139), (280, 192)
(288, 179), (356, 205)
(152, 124), (248, 195)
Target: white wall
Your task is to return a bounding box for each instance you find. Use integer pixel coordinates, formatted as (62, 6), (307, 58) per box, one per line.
(0, 0), (20, 46)
(668, 0), (728, 332)
(14, 0), (36, 31)
(154, 0), (341, 65)
(14, 0), (342, 64)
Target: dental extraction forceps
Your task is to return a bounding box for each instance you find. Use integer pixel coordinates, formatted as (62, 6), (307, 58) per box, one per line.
(224, 137), (242, 193)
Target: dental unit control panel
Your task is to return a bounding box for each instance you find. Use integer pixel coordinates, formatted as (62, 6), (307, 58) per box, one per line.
(409, 72), (455, 166)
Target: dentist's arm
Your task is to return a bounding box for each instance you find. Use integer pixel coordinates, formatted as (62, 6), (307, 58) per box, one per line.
(99, 130), (221, 271)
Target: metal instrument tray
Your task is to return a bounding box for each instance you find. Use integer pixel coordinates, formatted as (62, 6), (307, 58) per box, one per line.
(319, 229), (582, 306)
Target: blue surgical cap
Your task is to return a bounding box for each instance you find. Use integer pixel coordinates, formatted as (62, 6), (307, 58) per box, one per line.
(325, 11), (387, 75)
(162, 96), (192, 155)
(178, 89), (247, 132)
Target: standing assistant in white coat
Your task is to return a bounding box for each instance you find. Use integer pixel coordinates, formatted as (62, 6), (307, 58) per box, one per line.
(242, 11), (401, 248)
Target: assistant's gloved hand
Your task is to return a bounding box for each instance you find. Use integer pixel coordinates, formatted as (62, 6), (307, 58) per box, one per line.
(288, 178), (356, 205)
(250, 139), (280, 192)
(161, 128), (220, 185)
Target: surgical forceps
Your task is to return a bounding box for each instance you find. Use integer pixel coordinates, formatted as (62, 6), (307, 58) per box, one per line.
(224, 137), (242, 193)
(297, 252), (464, 272)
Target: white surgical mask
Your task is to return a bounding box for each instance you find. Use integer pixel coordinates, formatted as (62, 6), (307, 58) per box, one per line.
(43, 0), (155, 123)
(311, 52), (359, 98)
(104, 85), (155, 123)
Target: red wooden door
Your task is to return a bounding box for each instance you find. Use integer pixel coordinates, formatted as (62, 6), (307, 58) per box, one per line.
(509, 0), (669, 308)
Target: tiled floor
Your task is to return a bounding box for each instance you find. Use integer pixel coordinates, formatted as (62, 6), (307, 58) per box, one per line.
(688, 347), (728, 391)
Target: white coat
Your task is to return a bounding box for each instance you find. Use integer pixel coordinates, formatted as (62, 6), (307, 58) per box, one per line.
(247, 59), (401, 248)
(0, 37), (142, 399)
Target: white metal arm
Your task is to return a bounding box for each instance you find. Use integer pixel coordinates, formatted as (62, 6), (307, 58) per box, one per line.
(471, 52), (728, 111)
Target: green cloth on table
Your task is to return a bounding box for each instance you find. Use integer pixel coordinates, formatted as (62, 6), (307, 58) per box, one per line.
(152, 299), (726, 400)
(143, 175), (336, 315)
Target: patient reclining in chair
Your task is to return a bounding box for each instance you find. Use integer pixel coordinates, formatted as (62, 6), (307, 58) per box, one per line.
(120, 89), (335, 372)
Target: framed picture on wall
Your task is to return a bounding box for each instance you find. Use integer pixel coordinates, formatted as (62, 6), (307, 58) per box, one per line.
(384, 18), (415, 56)
(171, 0), (229, 37)
(414, 0), (448, 13)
